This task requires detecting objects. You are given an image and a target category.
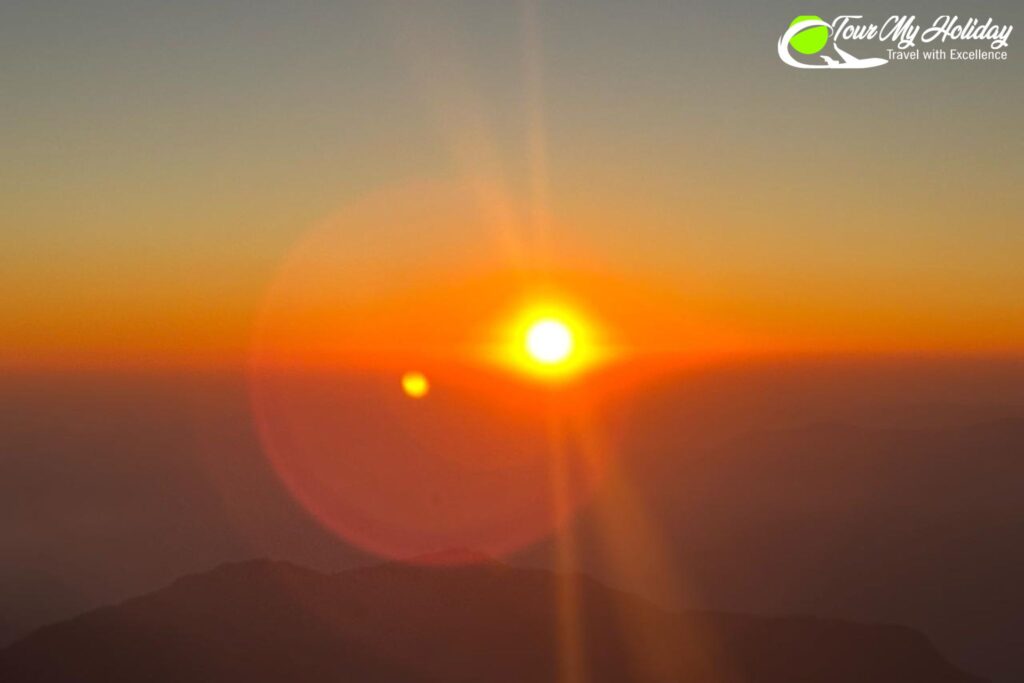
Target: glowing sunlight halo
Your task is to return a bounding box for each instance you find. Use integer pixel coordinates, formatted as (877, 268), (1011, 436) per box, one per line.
(499, 304), (603, 381)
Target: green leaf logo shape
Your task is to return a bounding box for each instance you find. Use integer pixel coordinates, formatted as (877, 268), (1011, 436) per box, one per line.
(789, 15), (829, 54)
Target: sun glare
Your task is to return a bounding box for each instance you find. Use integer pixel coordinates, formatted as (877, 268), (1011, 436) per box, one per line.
(525, 319), (574, 364)
(498, 303), (603, 381)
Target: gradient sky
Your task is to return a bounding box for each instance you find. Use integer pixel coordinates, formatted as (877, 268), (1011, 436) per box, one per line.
(2, 0), (1022, 366)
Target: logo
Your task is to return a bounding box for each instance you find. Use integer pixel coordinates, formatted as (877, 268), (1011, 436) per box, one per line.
(779, 15), (1013, 69)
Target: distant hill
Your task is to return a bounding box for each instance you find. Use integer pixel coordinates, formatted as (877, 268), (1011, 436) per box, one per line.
(594, 414), (1024, 681)
(0, 559), (982, 682)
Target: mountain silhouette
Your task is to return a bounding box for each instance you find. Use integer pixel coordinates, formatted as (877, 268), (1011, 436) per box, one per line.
(0, 558), (981, 682)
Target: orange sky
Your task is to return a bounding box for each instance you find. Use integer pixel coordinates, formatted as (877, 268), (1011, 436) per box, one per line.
(2, 3), (1022, 370)
(5, 174), (1023, 372)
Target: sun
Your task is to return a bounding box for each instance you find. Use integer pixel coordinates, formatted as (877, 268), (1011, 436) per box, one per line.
(525, 319), (574, 365)
(494, 302), (604, 382)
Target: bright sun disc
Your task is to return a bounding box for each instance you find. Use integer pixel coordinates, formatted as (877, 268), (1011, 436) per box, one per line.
(525, 319), (574, 365)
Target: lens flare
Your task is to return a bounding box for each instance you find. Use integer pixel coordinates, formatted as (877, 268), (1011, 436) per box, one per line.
(401, 371), (430, 398)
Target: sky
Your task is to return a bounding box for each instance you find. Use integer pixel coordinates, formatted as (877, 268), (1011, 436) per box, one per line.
(2, 0), (1022, 367)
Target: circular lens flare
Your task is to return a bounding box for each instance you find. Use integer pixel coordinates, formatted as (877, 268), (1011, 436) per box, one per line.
(248, 183), (657, 566)
(401, 371), (430, 398)
(525, 319), (574, 364)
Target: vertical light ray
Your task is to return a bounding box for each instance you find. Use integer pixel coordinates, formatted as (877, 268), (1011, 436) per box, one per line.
(522, 0), (552, 264)
(386, 10), (529, 270)
(522, 31), (585, 683)
(568, 411), (720, 680)
(547, 412), (587, 683)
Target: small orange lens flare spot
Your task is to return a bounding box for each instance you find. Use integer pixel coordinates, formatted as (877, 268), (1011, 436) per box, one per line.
(401, 371), (429, 398)
(525, 318), (574, 365)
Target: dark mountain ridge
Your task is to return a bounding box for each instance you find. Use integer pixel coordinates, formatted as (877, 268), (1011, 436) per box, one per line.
(0, 558), (982, 682)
